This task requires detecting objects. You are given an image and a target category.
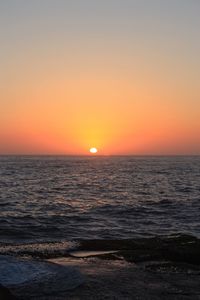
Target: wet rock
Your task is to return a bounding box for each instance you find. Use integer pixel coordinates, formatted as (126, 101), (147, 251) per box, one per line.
(144, 261), (200, 274)
(0, 255), (84, 299)
(161, 235), (200, 265)
(77, 234), (200, 265)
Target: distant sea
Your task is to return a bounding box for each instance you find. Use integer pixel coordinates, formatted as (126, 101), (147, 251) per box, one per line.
(0, 156), (200, 255)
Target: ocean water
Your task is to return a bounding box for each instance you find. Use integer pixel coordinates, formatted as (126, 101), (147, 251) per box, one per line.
(0, 156), (200, 247)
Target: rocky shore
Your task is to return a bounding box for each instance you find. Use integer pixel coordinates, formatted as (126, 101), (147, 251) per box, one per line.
(75, 234), (200, 264)
(1, 234), (200, 299)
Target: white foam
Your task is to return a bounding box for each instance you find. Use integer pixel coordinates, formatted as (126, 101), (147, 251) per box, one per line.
(0, 241), (78, 257)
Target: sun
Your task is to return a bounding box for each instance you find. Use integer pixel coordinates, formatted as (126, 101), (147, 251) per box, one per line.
(90, 147), (98, 154)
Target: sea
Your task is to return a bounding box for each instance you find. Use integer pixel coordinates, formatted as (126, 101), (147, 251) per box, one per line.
(0, 155), (200, 256)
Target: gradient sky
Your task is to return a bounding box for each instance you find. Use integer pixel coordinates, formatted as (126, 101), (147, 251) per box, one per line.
(0, 0), (199, 155)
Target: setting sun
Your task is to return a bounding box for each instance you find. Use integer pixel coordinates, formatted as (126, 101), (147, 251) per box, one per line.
(90, 147), (98, 154)
(0, 1), (200, 298)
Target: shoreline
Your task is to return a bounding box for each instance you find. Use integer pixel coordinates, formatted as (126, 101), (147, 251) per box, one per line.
(1, 234), (200, 263)
(1, 234), (200, 299)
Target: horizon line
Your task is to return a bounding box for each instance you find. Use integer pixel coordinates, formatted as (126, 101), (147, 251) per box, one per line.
(0, 154), (199, 157)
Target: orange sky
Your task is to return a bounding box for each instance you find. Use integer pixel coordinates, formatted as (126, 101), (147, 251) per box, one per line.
(0, 1), (200, 155)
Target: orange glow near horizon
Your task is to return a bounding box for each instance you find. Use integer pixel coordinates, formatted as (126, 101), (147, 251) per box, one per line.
(0, 72), (200, 155)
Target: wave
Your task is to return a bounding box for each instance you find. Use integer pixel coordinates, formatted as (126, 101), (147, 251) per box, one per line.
(1, 233), (200, 264)
(0, 241), (79, 258)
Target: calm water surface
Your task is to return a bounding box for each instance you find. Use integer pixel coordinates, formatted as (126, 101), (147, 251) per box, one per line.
(0, 156), (200, 244)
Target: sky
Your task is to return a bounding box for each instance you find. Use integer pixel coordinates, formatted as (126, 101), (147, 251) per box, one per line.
(0, 0), (199, 155)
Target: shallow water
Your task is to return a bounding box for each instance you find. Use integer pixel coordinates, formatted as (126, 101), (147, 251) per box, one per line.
(0, 156), (200, 246)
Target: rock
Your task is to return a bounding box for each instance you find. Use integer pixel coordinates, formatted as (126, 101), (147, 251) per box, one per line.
(0, 255), (84, 298)
(77, 234), (200, 265)
(0, 284), (17, 300)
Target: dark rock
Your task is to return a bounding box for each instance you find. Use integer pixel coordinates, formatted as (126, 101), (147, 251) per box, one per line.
(77, 234), (200, 265)
(0, 284), (17, 300)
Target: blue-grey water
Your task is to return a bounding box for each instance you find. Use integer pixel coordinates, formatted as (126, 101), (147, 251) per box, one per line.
(0, 156), (200, 247)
